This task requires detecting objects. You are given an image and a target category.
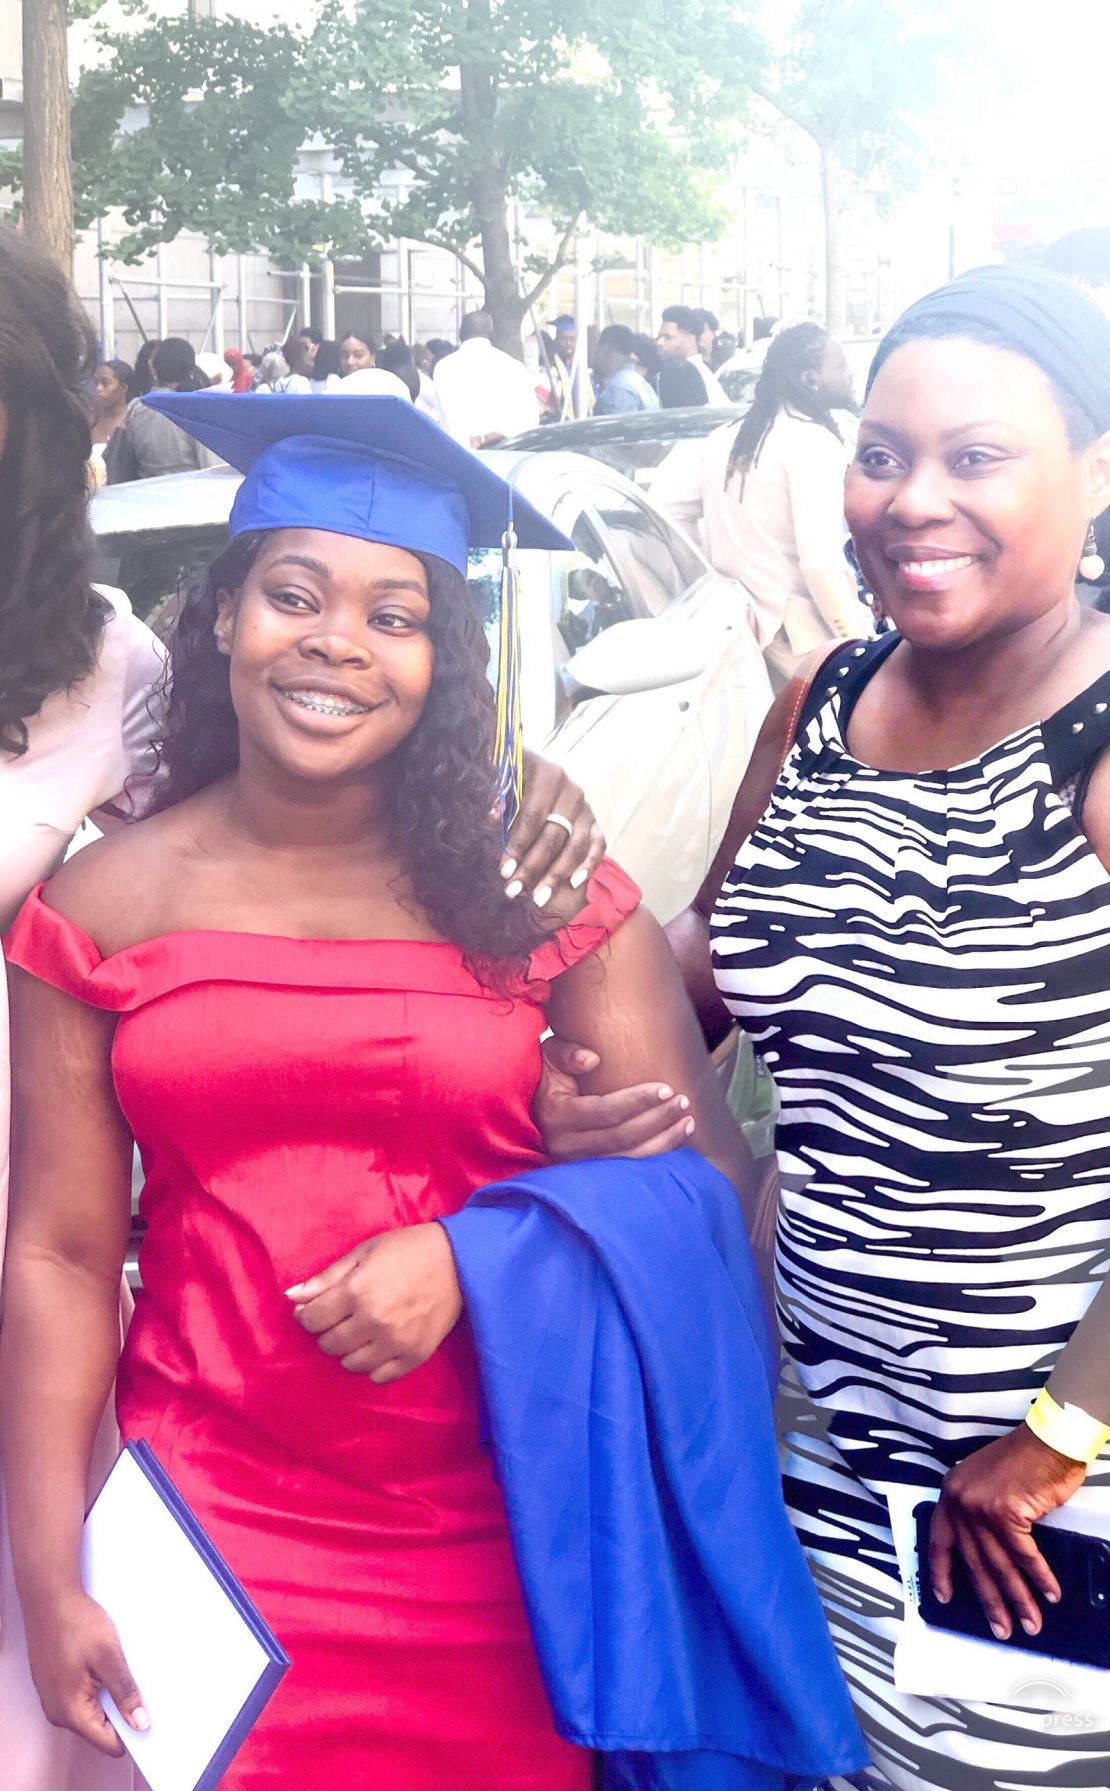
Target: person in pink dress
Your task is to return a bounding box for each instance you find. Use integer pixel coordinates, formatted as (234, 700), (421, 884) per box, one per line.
(0, 223), (165, 1791)
(1, 394), (753, 1787)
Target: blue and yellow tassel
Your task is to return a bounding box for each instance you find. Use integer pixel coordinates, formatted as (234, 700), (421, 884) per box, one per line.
(493, 504), (524, 845)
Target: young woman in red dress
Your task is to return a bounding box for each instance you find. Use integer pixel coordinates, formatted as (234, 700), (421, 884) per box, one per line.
(0, 396), (754, 1789)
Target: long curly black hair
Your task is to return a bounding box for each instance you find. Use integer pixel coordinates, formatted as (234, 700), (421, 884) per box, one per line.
(0, 228), (107, 757)
(152, 533), (547, 972)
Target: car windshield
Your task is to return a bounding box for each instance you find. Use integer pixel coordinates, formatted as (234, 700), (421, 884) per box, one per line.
(467, 546), (503, 690)
(94, 526), (232, 638)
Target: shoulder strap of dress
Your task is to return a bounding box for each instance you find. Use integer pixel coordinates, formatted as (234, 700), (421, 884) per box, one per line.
(527, 858), (641, 985)
(692, 639), (850, 917)
(3, 882), (106, 1001)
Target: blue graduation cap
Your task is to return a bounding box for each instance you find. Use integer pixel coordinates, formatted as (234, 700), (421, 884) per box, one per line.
(142, 391), (572, 835)
(141, 391), (572, 575)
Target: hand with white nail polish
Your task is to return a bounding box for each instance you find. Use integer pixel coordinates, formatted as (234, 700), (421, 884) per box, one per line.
(535, 1040), (699, 1161)
(501, 752), (605, 907)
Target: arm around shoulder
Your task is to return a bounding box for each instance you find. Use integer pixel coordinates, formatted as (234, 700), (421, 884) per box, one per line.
(544, 904), (757, 1218)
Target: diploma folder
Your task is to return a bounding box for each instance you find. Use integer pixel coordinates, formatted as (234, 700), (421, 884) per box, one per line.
(81, 1440), (290, 1791)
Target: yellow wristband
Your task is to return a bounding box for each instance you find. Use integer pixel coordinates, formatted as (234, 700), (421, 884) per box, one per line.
(1025, 1387), (1110, 1466)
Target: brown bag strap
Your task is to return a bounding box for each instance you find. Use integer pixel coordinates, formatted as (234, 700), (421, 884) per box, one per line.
(693, 640), (848, 917)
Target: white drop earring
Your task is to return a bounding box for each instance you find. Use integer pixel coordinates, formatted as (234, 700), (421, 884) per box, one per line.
(1080, 522), (1106, 583)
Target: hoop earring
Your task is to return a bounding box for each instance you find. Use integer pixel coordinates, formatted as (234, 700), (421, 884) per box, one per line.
(1080, 522), (1106, 583)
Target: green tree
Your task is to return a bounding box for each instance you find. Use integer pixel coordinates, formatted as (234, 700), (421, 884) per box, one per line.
(758, 0), (960, 333)
(66, 0), (763, 350)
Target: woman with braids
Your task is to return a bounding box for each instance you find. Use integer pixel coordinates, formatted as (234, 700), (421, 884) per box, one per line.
(652, 320), (868, 689)
(0, 395), (742, 1789)
(0, 225), (165, 1791)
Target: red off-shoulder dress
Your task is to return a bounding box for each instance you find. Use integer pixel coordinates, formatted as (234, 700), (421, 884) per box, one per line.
(5, 861), (640, 1790)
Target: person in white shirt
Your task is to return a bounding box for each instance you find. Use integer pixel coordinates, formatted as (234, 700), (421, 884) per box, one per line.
(339, 331), (379, 376)
(378, 336), (444, 421)
(433, 309), (539, 448)
(275, 333), (315, 394)
(342, 366), (414, 401)
(651, 322), (870, 687)
(656, 305), (729, 406)
(195, 350), (233, 389)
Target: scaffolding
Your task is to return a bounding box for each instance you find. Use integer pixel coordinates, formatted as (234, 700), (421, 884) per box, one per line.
(77, 210), (824, 367)
(80, 227), (298, 361)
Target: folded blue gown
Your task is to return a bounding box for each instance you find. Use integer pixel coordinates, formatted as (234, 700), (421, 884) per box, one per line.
(441, 1148), (868, 1791)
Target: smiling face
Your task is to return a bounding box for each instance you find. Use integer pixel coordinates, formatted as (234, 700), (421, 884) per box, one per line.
(214, 529), (435, 785)
(341, 335), (376, 376)
(845, 336), (1110, 652)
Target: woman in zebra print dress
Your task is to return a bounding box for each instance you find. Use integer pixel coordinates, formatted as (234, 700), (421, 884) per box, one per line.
(540, 266), (1110, 1788)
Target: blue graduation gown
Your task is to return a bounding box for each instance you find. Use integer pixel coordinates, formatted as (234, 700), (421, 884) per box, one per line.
(441, 1148), (868, 1790)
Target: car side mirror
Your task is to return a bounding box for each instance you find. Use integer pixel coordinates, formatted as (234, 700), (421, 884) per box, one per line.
(564, 617), (710, 697)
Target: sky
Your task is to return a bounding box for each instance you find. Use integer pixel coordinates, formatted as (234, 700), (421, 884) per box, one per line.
(931, 0), (1108, 197)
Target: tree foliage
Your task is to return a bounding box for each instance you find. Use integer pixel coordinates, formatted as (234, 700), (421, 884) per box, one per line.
(70, 14), (368, 264)
(760, 0), (960, 195)
(756, 0), (964, 329)
(63, 0), (763, 343)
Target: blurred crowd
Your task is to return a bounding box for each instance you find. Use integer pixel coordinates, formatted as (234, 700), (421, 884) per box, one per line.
(86, 303), (783, 484)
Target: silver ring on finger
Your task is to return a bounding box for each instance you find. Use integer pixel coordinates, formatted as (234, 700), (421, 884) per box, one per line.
(545, 811), (575, 839)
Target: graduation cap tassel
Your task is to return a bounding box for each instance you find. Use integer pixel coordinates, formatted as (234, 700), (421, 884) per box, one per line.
(494, 502), (524, 846)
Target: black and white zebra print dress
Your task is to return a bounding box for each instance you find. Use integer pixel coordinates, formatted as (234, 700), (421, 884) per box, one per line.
(712, 635), (1110, 1789)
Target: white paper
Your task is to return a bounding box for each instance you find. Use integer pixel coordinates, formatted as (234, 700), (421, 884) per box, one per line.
(81, 1449), (274, 1791)
(888, 1483), (1110, 1719)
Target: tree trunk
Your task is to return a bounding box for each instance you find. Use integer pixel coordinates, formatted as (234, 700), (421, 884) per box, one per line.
(819, 138), (845, 339)
(22, 0), (74, 274)
(458, 0), (524, 356)
(470, 156), (525, 355)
